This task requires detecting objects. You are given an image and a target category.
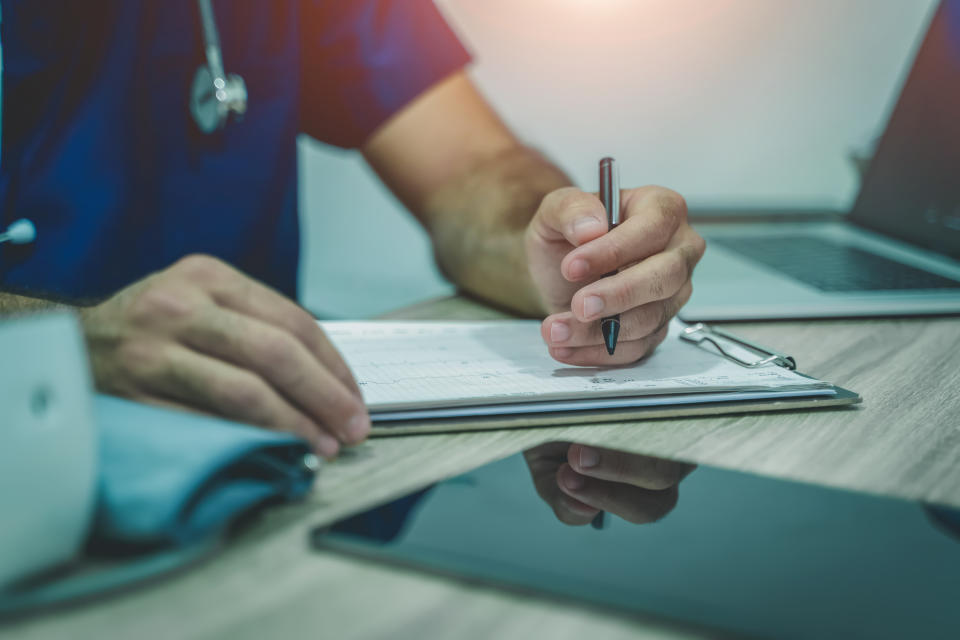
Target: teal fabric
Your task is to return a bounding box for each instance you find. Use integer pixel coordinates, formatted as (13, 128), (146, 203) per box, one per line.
(0, 395), (314, 614)
(89, 395), (315, 554)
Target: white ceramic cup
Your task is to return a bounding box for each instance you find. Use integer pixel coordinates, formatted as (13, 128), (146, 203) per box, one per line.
(0, 313), (98, 588)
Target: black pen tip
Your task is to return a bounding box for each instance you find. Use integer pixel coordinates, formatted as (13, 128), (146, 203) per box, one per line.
(601, 319), (620, 356)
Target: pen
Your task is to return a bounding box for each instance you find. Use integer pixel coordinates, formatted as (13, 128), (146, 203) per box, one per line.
(599, 157), (621, 355)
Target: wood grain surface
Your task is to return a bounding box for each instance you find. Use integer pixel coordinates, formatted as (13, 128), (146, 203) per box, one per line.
(6, 295), (959, 639)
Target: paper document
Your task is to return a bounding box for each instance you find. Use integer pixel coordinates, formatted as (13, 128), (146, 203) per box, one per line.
(321, 319), (830, 418)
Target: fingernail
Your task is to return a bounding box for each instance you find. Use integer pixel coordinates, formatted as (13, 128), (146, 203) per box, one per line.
(346, 413), (371, 443)
(550, 321), (571, 343)
(567, 258), (589, 280)
(315, 433), (340, 459)
(572, 217), (602, 236)
(583, 295), (605, 318)
(563, 470), (586, 491)
(553, 347), (573, 359)
(579, 446), (600, 468)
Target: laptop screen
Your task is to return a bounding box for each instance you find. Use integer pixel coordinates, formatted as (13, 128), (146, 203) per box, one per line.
(850, 0), (960, 261)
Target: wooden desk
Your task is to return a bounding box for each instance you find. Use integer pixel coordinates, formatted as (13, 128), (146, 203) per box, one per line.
(7, 296), (959, 639)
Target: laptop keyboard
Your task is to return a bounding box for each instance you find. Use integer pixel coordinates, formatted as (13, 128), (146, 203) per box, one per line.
(712, 235), (960, 292)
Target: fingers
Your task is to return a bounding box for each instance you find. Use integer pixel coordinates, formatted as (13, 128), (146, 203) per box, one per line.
(543, 281), (692, 349)
(547, 324), (670, 367)
(524, 442), (692, 527)
(569, 247), (692, 323)
(523, 443), (601, 526)
(556, 463), (679, 525)
(559, 187), (688, 283)
(566, 444), (696, 491)
(99, 254), (371, 457)
(560, 189), (687, 282)
(536, 188), (701, 358)
(531, 187), (609, 247)
(176, 304), (370, 446)
(171, 255), (362, 398)
(551, 492), (604, 526)
(125, 342), (341, 458)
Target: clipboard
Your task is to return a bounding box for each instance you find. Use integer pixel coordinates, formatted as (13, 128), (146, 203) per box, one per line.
(371, 386), (860, 435)
(318, 319), (861, 436)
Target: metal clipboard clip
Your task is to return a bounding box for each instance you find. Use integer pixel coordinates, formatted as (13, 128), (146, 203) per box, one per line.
(679, 323), (797, 370)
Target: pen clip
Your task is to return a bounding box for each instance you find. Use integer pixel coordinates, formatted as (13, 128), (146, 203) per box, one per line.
(679, 322), (797, 370)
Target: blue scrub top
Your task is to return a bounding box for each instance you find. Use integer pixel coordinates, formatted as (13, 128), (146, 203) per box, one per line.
(0, 1), (470, 302)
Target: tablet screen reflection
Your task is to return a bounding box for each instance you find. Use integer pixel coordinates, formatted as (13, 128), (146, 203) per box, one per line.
(316, 442), (960, 639)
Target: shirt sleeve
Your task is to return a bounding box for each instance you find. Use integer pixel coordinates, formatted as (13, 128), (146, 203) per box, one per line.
(300, 0), (472, 149)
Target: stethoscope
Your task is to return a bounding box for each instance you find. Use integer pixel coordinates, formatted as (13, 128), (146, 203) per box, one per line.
(189, 0), (247, 134)
(0, 219), (35, 246)
(2, 0), (245, 249)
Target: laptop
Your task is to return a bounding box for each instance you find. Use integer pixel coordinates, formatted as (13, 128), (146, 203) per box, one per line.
(681, 0), (960, 321)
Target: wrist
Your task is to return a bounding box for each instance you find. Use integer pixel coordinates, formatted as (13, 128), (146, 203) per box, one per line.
(0, 291), (73, 316)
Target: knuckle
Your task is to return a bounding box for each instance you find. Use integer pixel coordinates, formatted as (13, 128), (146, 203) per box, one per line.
(621, 490), (678, 525)
(220, 373), (271, 421)
(257, 331), (300, 374)
(553, 505), (584, 526)
(606, 454), (633, 482)
(553, 495), (594, 526)
(127, 286), (199, 325)
(650, 489), (680, 522)
(173, 254), (228, 284)
(648, 269), (667, 300)
(657, 188), (688, 222)
(602, 235), (626, 268)
(677, 242), (703, 278)
(654, 459), (685, 488)
(632, 305), (659, 336)
(622, 509), (657, 525)
(292, 310), (321, 348)
(653, 301), (670, 334)
(668, 287), (686, 317)
(548, 187), (604, 223)
(115, 338), (162, 379)
(691, 230), (707, 259)
(541, 186), (579, 212)
(642, 472), (676, 492)
(561, 187), (594, 209)
(649, 325), (670, 349)
(592, 484), (616, 510)
(611, 281), (634, 310)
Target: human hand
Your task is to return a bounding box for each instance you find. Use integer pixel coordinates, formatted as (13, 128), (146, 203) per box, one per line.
(79, 255), (368, 458)
(523, 442), (695, 525)
(524, 186), (705, 365)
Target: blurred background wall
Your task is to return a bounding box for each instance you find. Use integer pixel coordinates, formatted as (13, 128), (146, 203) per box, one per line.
(298, 0), (937, 318)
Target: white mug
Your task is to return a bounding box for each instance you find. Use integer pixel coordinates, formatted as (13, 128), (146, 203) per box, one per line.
(0, 313), (97, 588)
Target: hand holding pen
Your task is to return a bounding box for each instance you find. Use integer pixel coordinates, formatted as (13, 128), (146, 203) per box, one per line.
(527, 159), (706, 366)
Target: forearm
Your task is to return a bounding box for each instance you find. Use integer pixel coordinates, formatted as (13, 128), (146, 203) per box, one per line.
(0, 291), (71, 316)
(423, 144), (572, 317)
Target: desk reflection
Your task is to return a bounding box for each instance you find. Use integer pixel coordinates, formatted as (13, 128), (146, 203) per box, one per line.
(523, 442), (695, 526)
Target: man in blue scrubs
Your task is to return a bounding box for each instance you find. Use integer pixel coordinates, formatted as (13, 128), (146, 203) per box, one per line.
(0, 2), (704, 458)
